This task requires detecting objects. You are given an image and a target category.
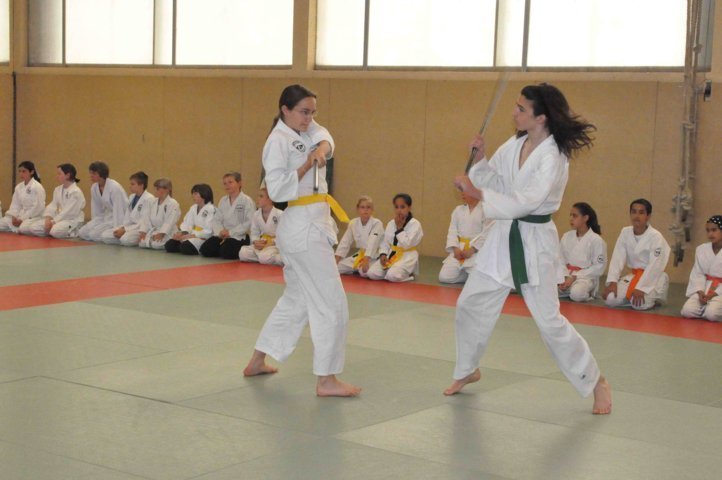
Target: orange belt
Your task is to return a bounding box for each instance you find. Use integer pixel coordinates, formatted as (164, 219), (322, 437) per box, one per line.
(626, 268), (645, 300)
(566, 264), (582, 273)
(706, 274), (722, 296)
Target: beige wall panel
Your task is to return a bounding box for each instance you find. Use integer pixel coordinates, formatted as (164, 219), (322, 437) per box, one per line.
(694, 81), (722, 262)
(17, 75), (164, 217)
(327, 79), (427, 249)
(0, 75), (12, 207)
(162, 77), (243, 213)
(651, 83), (688, 282)
(239, 78), (331, 199)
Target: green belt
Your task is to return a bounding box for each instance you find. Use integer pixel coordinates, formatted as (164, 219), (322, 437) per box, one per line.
(509, 214), (552, 294)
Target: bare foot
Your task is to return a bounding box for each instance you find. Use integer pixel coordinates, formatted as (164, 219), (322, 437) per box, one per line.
(592, 376), (612, 415)
(316, 375), (361, 397)
(443, 368), (481, 396)
(243, 350), (279, 377)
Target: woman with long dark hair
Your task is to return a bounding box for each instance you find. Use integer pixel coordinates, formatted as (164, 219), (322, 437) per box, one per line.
(558, 202), (607, 302)
(21, 163), (85, 238)
(243, 84), (360, 397)
(447, 83), (611, 414)
(0, 161), (46, 233)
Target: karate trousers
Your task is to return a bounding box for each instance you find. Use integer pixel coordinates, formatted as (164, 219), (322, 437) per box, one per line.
(254, 226), (348, 376)
(454, 268), (600, 397)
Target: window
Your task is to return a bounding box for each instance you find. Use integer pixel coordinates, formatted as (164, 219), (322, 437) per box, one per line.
(175, 0), (293, 66)
(0, 0), (9, 63)
(27, 0), (293, 67)
(316, 0), (706, 69)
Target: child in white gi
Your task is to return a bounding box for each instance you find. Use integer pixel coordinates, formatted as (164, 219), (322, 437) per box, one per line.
(681, 215), (722, 322)
(20, 163), (85, 238)
(366, 193), (424, 282)
(558, 202), (607, 302)
(447, 83), (611, 415)
(335, 195), (384, 276)
(78, 162), (128, 242)
(603, 199), (670, 310)
(138, 178), (181, 250)
(201, 172), (255, 259)
(238, 186), (283, 266)
(165, 184), (216, 255)
(244, 84), (360, 397)
(439, 191), (493, 284)
(0, 161), (46, 233)
(102, 171), (155, 247)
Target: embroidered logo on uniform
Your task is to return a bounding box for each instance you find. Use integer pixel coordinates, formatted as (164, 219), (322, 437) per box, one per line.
(202, 211), (208, 218)
(273, 216), (278, 224)
(138, 205), (143, 212)
(292, 140), (306, 153)
(654, 247), (662, 257)
(597, 254), (604, 263)
(164, 205), (167, 213)
(26, 188), (32, 194)
(65, 192), (69, 199)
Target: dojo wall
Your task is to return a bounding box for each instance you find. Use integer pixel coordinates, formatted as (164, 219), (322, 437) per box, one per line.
(0, 73), (12, 207)
(4, 1), (722, 284)
(9, 75), (722, 283)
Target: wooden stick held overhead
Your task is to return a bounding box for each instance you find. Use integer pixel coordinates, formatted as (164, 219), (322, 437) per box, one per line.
(464, 73), (510, 174)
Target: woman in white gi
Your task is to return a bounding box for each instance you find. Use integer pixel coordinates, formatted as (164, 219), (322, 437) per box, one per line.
(138, 178), (181, 250)
(238, 186), (283, 266)
(78, 162), (128, 242)
(558, 202), (607, 302)
(366, 194), (424, 282)
(680, 215), (722, 321)
(20, 163), (85, 238)
(439, 191), (493, 284)
(101, 171), (155, 247)
(447, 83), (611, 414)
(0, 161), (46, 233)
(165, 184), (216, 255)
(200, 172), (255, 259)
(603, 199), (670, 310)
(335, 195), (384, 276)
(243, 84), (360, 397)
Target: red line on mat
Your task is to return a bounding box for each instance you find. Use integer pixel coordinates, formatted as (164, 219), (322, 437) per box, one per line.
(1, 257), (721, 344)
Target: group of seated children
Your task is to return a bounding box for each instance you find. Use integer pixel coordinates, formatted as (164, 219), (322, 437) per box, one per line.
(335, 193), (424, 283)
(1, 162), (719, 321)
(0, 161), (282, 267)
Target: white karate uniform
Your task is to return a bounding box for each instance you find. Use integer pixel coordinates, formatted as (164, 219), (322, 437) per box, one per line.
(454, 134), (600, 398)
(79, 179), (128, 242)
(335, 216), (384, 275)
(558, 229), (607, 302)
(0, 179), (46, 233)
(101, 190), (156, 246)
(20, 183), (86, 238)
(253, 118), (347, 376)
(178, 203), (216, 252)
(439, 203), (493, 284)
(605, 225), (671, 310)
(239, 207), (283, 265)
(681, 243), (722, 322)
(138, 196), (181, 250)
(366, 218), (424, 282)
(212, 192), (255, 240)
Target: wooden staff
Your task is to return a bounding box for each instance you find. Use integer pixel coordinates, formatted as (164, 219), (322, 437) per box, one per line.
(464, 73), (510, 174)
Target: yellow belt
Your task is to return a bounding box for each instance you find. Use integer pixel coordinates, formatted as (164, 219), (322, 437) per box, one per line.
(352, 248), (366, 270)
(260, 234), (275, 243)
(288, 194), (350, 223)
(458, 236), (471, 264)
(384, 246), (417, 269)
(193, 226), (204, 232)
